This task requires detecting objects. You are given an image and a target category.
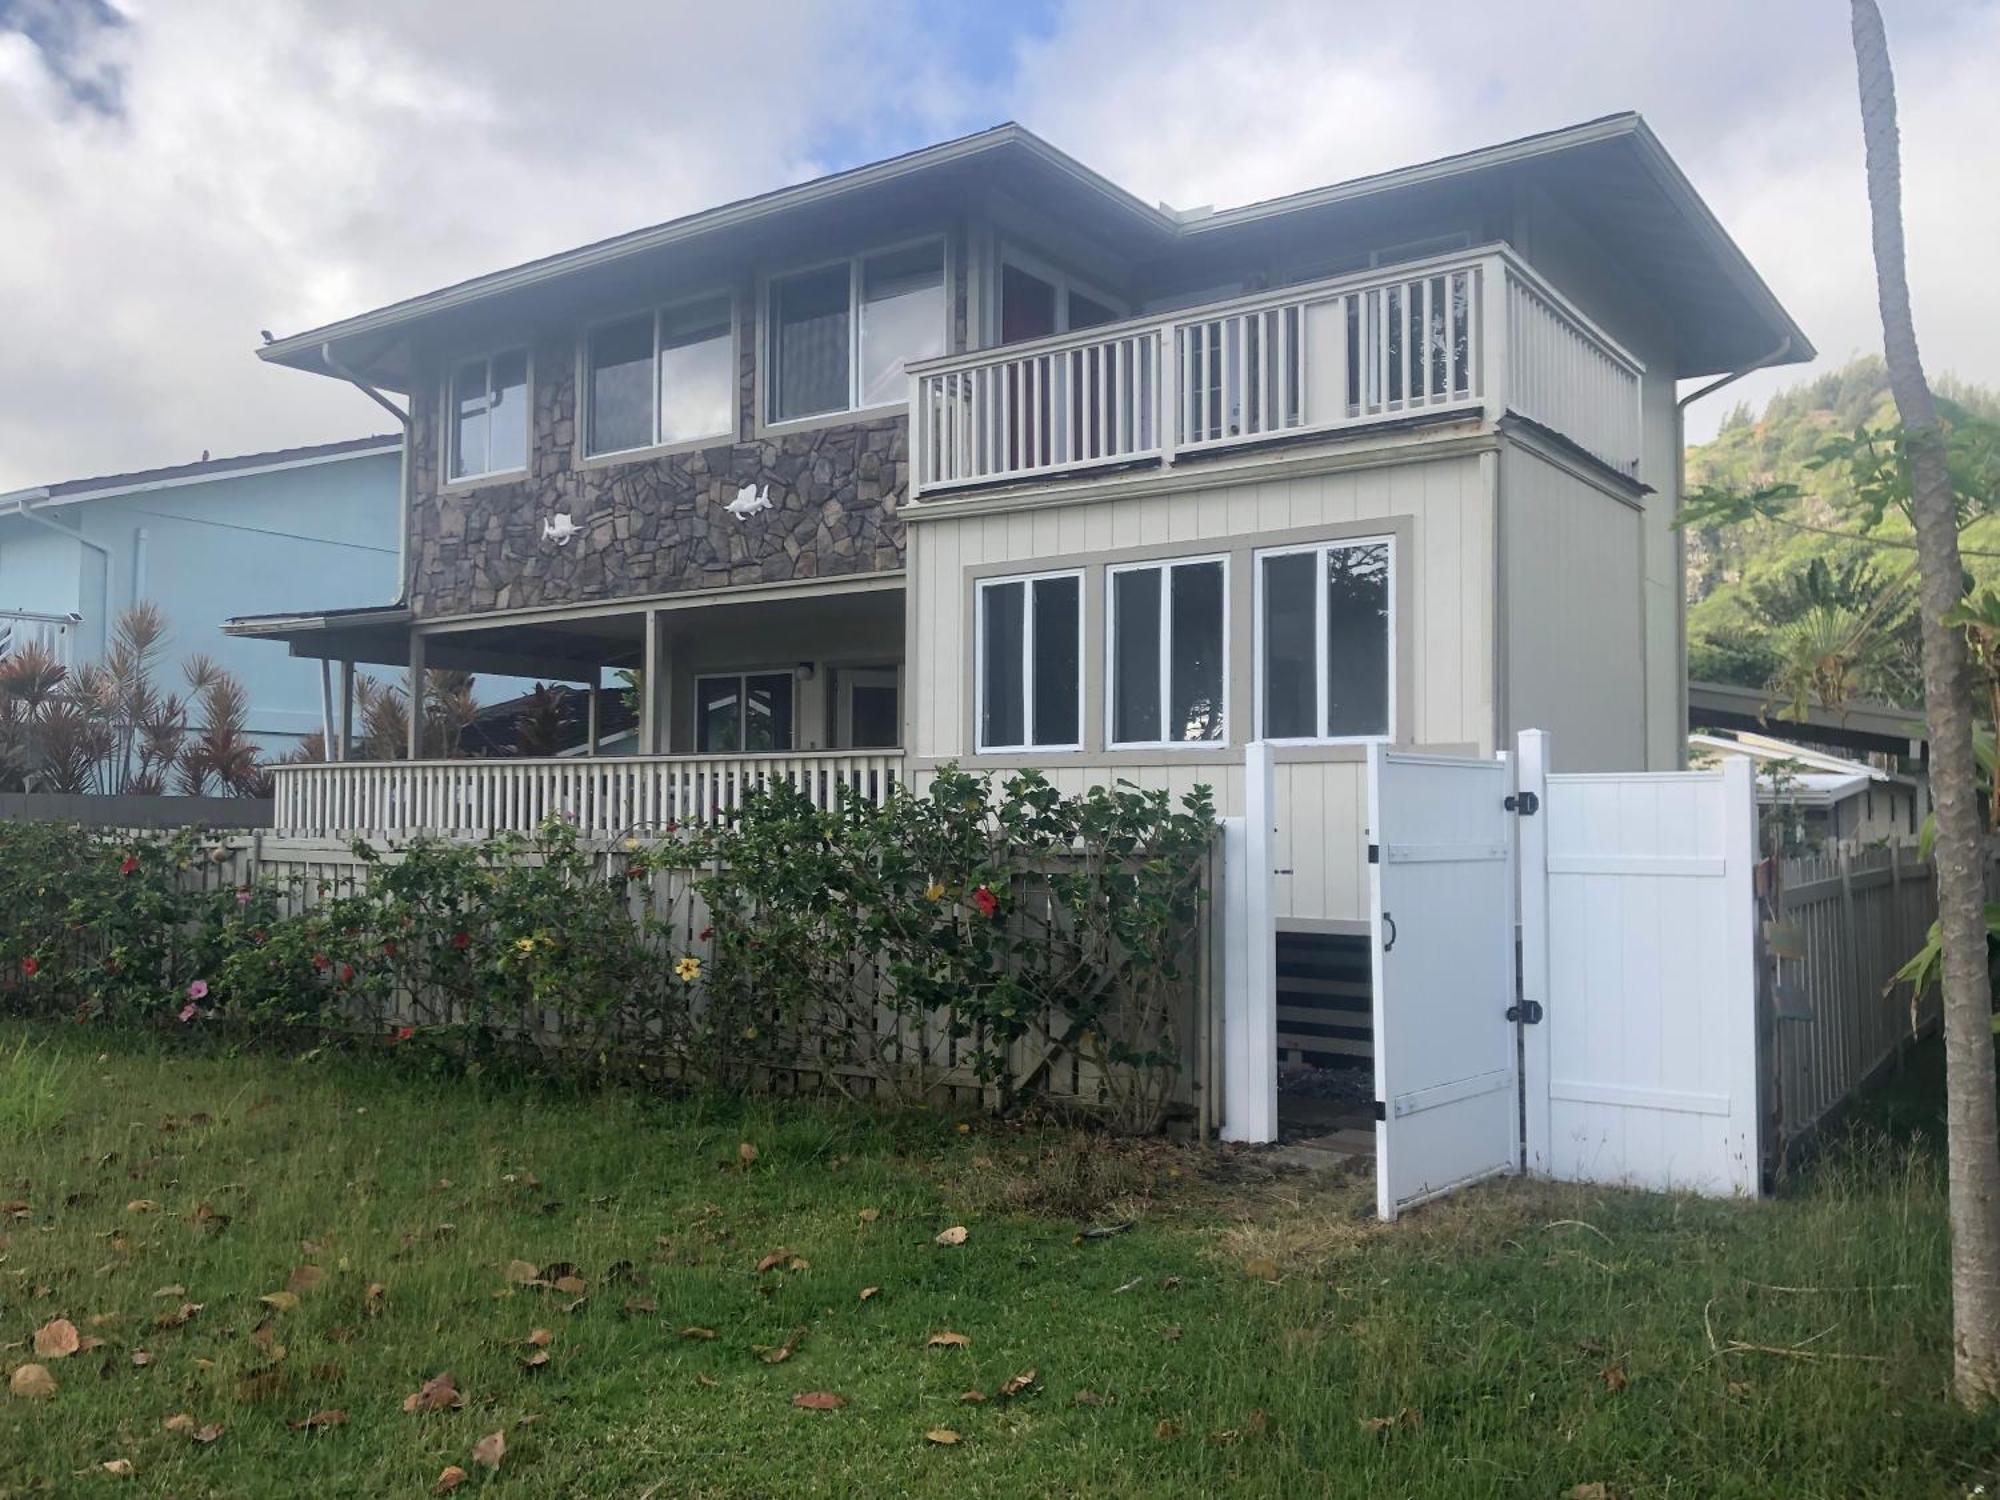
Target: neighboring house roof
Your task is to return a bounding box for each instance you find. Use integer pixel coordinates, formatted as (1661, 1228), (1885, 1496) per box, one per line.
(1688, 731), (1905, 809)
(1687, 679), (1926, 761)
(261, 114), (1809, 391)
(0, 434), (399, 513)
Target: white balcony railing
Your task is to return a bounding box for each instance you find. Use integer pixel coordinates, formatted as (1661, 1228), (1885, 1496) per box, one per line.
(0, 609), (80, 667)
(271, 750), (904, 840)
(909, 245), (1642, 495)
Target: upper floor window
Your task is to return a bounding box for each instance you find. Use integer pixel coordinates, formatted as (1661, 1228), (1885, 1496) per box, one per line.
(766, 240), (945, 424)
(584, 294), (734, 458)
(1256, 537), (1393, 742)
(977, 570), (1081, 752)
(1108, 557), (1226, 748)
(447, 349), (529, 481)
(695, 671), (794, 754)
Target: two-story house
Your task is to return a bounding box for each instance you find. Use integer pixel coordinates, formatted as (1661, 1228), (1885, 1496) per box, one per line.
(232, 113), (1809, 939)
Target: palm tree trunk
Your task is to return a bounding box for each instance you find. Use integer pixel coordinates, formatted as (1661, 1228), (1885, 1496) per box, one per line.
(1851, 0), (2000, 1406)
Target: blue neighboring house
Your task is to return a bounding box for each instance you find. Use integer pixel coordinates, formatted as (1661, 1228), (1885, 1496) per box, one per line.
(0, 436), (401, 752)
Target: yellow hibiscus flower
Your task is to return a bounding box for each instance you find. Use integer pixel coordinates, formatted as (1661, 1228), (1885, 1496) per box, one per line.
(675, 954), (703, 983)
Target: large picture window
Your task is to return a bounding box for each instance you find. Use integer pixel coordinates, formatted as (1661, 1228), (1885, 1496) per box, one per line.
(695, 672), (795, 754)
(1257, 538), (1393, 742)
(1108, 557), (1226, 747)
(767, 240), (945, 424)
(584, 294), (733, 458)
(447, 349), (529, 481)
(977, 571), (1081, 752)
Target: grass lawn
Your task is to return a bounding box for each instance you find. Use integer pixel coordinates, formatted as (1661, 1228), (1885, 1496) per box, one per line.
(0, 1025), (1996, 1498)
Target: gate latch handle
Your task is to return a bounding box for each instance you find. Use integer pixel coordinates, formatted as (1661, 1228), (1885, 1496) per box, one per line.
(1506, 1000), (1544, 1025)
(1381, 911), (1397, 953)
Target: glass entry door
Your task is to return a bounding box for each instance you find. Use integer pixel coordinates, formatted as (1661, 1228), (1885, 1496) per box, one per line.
(834, 666), (900, 749)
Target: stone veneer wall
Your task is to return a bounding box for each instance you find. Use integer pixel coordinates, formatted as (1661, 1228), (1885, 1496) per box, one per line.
(407, 281), (925, 619)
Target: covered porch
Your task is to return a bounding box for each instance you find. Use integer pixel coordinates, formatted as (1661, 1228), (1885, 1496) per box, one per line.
(227, 576), (906, 838)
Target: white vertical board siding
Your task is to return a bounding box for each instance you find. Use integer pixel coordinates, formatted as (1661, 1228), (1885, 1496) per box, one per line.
(1499, 443), (1646, 772)
(1523, 748), (1761, 1196)
(906, 452), (1495, 924)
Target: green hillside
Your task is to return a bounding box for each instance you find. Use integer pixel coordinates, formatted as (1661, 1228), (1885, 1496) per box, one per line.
(1683, 356), (2000, 706)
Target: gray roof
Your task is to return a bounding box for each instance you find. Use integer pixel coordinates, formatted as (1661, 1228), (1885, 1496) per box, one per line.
(10, 434), (399, 505)
(262, 114), (1810, 389)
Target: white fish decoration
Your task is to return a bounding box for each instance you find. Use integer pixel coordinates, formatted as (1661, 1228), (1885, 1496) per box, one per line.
(541, 512), (580, 547)
(726, 482), (773, 521)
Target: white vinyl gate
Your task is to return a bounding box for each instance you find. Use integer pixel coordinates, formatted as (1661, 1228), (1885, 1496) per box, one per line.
(1367, 747), (1520, 1219)
(1220, 729), (1765, 1215)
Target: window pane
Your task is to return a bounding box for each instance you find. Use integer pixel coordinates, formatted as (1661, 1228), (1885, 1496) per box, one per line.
(1169, 561), (1225, 742)
(448, 358), (488, 479)
(659, 295), (734, 444)
(849, 683), (898, 748)
(1110, 566), (1162, 744)
(744, 673), (794, 753)
(1001, 263), (1057, 343)
(487, 349), (528, 473)
(696, 677), (741, 754)
(1326, 542), (1390, 737)
(770, 264), (850, 422)
(1261, 552), (1317, 738)
(980, 581), (1025, 749)
(1031, 575), (1080, 747)
(1069, 291), (1119, 331)
(859, 243), (944, 408)
(586, 315), (654, 456)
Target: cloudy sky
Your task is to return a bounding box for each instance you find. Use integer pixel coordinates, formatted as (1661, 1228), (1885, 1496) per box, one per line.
(0, 0), (1993, 488)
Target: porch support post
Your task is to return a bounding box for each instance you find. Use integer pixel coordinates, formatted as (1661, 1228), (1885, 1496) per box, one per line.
(1221, 739), (1279, 1143)
(318, 658), (334, 759)
(586, 675), (602, 756)
(640, 609), (661, 756)
(406, 629), (427, 760)
(337, 660), (355, 763)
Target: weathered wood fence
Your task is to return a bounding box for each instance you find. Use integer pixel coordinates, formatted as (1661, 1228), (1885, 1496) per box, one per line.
(1770, 842), (1941, 1159)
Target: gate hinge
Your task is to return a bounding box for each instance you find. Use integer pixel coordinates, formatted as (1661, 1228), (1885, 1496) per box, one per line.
(1371, 1099), (1387, 1121)
(1367, 842), (1380, 864)
(1506, 1000), (1545, 1025)
(1504, 791), (1540, 816)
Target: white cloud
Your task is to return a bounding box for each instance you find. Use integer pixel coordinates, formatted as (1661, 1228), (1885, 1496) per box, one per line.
(1, 0), (1995, 487)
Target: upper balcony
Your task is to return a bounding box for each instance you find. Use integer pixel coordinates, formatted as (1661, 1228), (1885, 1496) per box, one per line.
(907, 246), (1642, 500)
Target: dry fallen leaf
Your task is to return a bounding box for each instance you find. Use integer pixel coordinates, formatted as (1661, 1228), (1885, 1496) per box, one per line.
(290, 1409), (348, 1432)
(403, 1372), (466, 1413)
(925, 1427), (961, 1445)
(9, 1363), (56, 1399)
(1241, 1257), (1281, 1281)
(1360, 1407), (1422, 1436)
(1155, 1419), (1180, 1440)
(286, 1266), (326, 1296)
(259, 1291), (300, 1312)
(363, 1283), (386, 1316)
(1074, 1389), (1107, 1406)
(129, 1351), (153, 1368)
(32, 1319), (80, 1359)
(1601, 1365), (1628, 1393)
(192, 1423), (225, 1445)
(958, 1389), (987, 1404)
(934, 1226), (969, 1247)
(738, 1142), (759, 1166)
(155, 1302), (203, 1330)
(621, 1296), (658, 1317)
(926, 1331), (971, 1349)
(857, 1207), (880, 1223)
(680, 1327), (718, 1341)
(791, 1391), (846, 1410)
(521, 1350), (550, 1372)
(433, 1465), (469, 1495)
(755, 1249), (791, 1274)
(101, 1459), (135, 1477)
(152, 1285), (186, 1299)
(124, 1200), (158, 1215)
(858, 1286), (881, 1302)
(504, 1260), (540, 1285)
(759, 1327), (806, 1365)
(163, 1413), (196, 1434)
(525, 1328), (553, 1347)
(695, 1372), (720, 1388)
(552, 1275), (587, 1296)
(999, 1369), (1037, 1398)
(1566, 1486), (1614, 1500)
(471, 1430), (506, 1470)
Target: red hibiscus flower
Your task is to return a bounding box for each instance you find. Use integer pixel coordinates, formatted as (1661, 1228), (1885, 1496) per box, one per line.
(338, 962), (355, 983)
(21, 957), (38, 977)
(452, 931), (472, 949)
(312, 952), (331, 971)
(698, 926), (713, 942)
(382, 940), (398, 958)
(391, 1026), (414, 1044)
(972, 885), (999, 918)
(119, 855), (138, 875)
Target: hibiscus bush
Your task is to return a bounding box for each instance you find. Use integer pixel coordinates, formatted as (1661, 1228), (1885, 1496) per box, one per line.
(0, 770), (1215, 1128)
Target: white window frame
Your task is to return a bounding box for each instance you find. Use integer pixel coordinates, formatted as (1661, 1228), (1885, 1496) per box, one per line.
(1104, 553), (1230, 751)
(693, 669), (798, 754)
(995, 244), (1126, 343)
(1252, 535), (1396, 745)
(579, 290), (737, 462)
(975, 568), (1085, 754)
(761, 233), (949, 429)
(442, 346), (532, 487)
